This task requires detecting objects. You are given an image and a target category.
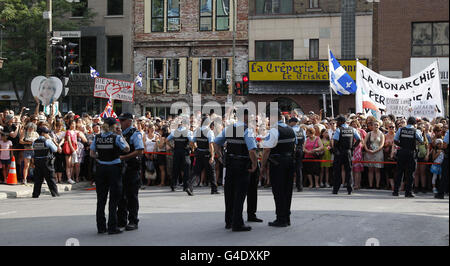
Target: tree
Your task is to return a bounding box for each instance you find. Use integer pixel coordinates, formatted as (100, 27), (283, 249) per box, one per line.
(0, 0), (96, 108)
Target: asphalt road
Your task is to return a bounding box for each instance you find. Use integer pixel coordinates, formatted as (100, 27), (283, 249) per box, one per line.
(0, 186), (448, 246)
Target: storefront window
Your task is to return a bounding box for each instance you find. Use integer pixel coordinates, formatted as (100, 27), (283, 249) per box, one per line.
(215, 58), (229, 94)
(166, 59), (180, 94)
(149, 59), (164, 93)
(199, 59), (212, 94)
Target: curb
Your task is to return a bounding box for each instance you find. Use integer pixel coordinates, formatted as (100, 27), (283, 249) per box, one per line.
(0, 182), (91, 200)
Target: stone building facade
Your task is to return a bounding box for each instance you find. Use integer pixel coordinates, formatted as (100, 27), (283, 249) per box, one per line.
(133, 0), (249, 118)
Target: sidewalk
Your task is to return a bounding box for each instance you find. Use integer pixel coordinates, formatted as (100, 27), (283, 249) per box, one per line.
(0, 181), (92, 199)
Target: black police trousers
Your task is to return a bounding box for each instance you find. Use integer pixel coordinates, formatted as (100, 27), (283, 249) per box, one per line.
(437, 156), (448, 197)
(193, 151), (218, 192)
(172, 150), (192, 190)
(270, 157), (295, 223)
(333, 151), (353, 193)
(394, 149), (415, 195)
(32, 157), (58, 198)
(95, 164), (122, 232)
(295, 149), (304, 190)
(118, 168), (140, 226)
(224, 158), (250, 228)
(247, 165), (259, 219)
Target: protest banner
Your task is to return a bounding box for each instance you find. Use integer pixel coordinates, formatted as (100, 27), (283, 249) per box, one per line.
(411, 100), (437, 120)
(355, 61), (444, 119)
(93, 77), (135, 102)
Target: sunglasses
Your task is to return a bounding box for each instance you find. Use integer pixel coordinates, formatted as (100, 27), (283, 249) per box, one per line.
(389, 126), (395, 129)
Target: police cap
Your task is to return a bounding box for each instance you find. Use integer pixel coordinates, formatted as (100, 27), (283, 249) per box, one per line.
(407, 116), (417, 125)
(37, 127), (50, 135)
(104, 117), (119, 126)
(118, 112), (134, 121)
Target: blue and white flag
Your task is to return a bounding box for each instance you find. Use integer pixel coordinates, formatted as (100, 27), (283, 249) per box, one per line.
(90, 66), (99, 79)
(328, 48), (357, 96)
(135, 72), (143, 87)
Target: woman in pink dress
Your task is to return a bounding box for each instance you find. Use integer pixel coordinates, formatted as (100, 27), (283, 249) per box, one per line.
(350, 119), (366, 190)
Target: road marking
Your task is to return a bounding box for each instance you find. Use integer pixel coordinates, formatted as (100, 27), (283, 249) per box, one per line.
(0, 211), (17, 216)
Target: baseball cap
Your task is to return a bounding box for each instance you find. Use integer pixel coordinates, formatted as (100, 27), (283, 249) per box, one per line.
(37, 127), (50, 134)
(118, 112), (134, 121)
(104, 117), (119, 126)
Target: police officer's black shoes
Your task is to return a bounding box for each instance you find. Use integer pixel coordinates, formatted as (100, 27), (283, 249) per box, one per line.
(125, 223), (138, 231)
(268, 220), (288, 227)
(186, 188), (194, 196)
(98, 229), (107, 234)
(247, 216), (263, 223)
(434, 194), (445, 199)
(297, 187), (303, 192)
(211, 191), (220, 195)
(232, 226), (252, 232)
(392, 192), (399, 197)
(332, 191), (338, 195)
(108, 228), (123, 235)
(171, 186), (175, 192)
(225, 224), (232, 229)
(405, 193), (415, 198)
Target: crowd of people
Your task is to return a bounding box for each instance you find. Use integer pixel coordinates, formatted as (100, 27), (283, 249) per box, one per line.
(0, 105), (448, 197)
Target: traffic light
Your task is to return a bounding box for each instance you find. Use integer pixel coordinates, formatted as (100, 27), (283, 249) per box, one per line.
(53, 41), (66, 79)
(235, 81), (242, 95)
(242, 73), (249, 95)
(65, 42), (79, 75)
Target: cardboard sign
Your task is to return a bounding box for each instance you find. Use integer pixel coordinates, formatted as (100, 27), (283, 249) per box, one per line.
(31, 76), (63, 107)
(93, 77), (135, 102)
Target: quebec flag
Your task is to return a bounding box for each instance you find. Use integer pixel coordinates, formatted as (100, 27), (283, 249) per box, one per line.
(328, 48), (357, 95)
(135, 72), (143, 87)
(90, 66), (99, 79)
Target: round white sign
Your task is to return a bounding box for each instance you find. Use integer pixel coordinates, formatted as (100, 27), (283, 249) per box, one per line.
(31, 76), (63, 107)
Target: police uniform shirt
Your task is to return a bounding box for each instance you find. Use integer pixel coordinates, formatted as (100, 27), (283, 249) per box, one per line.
(333, 124), (361, 142)
(90, 132), (129, 165)
(214, 121), (258, 150)
(394, 125), (424, 143)
(193, 126), (215, 151)
(292, 125), (305, 144)
(122, 126), (145, 151)
(167, 126), (194, 143)
(261, 121), (298, 149)
(33, 136), (58, 159)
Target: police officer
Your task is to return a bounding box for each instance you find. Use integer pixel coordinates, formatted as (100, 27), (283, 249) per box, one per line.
(393, 117), (424, 198)
(90, 117), (130, 234)
(435, 129), (449, 199)
(332, 116), (361, 195)
(118, 113), (144, 230)
(214, 108), (258, 232)
(261, 109), (296, 227)
(193, 115), (219, 194)
(167, 115), (194, 195)
(288, 117), (305, 192)
(32, 126), (60, 198)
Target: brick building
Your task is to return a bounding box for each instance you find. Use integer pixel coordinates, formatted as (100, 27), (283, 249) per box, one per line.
(247, 0), (373, 116)
(372, 0), (449, 113)
(133, 0), (249, 118)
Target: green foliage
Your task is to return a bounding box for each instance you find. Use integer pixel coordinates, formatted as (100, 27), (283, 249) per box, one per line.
(0, 0), (96, 87)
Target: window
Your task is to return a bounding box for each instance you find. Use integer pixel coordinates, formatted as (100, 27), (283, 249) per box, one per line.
(199, 59), (212, 94)
(80, 37), (97, 73)
(215, 58), (230, 94)
(309, 0), (319, 9)
(255, 0), (293, 15)
(152, 0), (164, 32)
(107, 36), (123, 73)
(166, 59), (180, 94)
(72, 0), (88, 17)
(309, 39), (319, 59)
(149, 59), (164, 93)
(216, 0), (230, 31)
(255, 40), (293, 60)
(412, 22), (449, 57)
(167, 0), (180, 31)
(107, 0), (123, 16)
(200, 0), (213, 31)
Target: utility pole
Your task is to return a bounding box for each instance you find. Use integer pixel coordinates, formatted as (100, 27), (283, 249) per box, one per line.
(231, 0), (236, 96)
(46, 0), (52, 77)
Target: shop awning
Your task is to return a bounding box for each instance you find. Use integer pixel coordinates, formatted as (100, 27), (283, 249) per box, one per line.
(249, 82), (330, 95)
